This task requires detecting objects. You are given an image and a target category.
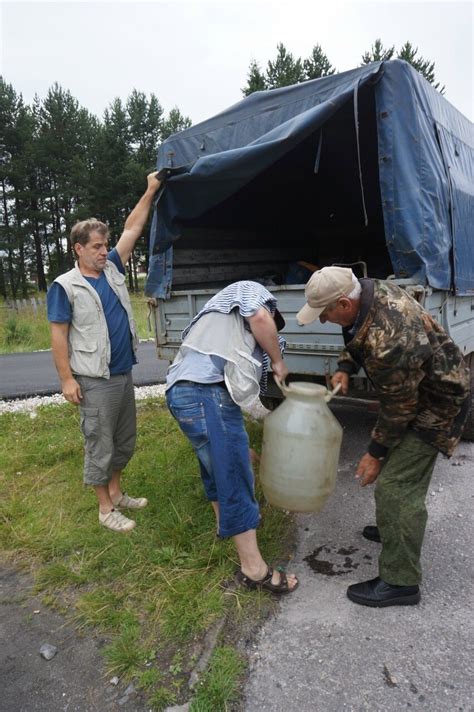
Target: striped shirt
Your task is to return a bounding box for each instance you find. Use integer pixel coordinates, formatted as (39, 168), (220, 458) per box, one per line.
(182, 281), (285, 394)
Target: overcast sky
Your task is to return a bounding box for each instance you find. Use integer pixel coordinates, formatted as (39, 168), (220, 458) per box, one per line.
(1, 0), (473, 126)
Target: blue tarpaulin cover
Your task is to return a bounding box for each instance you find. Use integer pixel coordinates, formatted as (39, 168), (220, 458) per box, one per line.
(146, 60), (473, 298)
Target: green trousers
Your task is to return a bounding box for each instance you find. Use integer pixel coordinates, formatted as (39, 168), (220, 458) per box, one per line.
(375, 431), (438, 586)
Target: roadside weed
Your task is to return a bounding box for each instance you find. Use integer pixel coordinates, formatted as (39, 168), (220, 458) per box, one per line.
(148, 687), (178, 710)
(190, 646), (246, 711)
(4, 316), (33, 347)
(0, 306), (50, 352)
(103, 622), (155, 677)
(136, 667), (163, 690)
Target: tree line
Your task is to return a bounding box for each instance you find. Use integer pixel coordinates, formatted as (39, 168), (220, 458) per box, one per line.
(242, 38), (444, 94)
(0, 80), (191, 298)
(1, 38), (443, 298)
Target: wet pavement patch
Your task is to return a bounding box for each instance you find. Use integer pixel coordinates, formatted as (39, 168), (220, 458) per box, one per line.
(303, 544), (363, 576)
(336, 547), (358, 556)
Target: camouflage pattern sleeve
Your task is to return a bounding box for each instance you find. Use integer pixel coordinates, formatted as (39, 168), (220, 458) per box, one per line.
(336, 349), (359, 375)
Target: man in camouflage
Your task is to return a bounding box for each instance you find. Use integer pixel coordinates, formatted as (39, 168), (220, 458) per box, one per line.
(297, 267), (469, 607)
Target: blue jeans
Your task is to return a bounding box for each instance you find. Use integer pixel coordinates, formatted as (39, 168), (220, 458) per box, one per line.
(166, 382), (260, 538)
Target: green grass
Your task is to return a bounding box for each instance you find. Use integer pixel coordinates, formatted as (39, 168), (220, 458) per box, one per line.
(0, 398), (295, 708)
(0, 305), (51, 352)
(130, 292), (155, 340)
(0, 292), (152, 353)
(103, 622), (156, 677)
(190, 646), (246, 711)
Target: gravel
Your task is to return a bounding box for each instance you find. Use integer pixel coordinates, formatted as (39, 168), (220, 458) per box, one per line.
(0, 384), (167, 416)
(0, 383), (269, 420)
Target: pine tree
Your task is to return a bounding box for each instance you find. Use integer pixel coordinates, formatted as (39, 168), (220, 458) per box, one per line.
(303, 44), (336, 80)
(127, 90), (164, 169)
(242, 59), (267, 96)
(0, 79), (38, 297)
(266, 43), (305, 89)
(397, 41), (445, 92)
(0, 78), (21, 298)
(361, 39), (444, 93)
(36, 84), (96, 277)
(242, 43), (335, 96)
(91, 100), (129, 248)
(126, 92), (165, 289)
(161, 107), (192, 141)
(361, 38), (395, 64)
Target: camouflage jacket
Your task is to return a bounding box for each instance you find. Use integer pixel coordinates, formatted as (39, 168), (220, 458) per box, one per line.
(337, 279), (469, 457)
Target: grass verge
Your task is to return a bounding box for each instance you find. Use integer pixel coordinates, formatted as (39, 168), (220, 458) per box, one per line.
(0, 292), (152, 353)
(0, 398), (295, 709)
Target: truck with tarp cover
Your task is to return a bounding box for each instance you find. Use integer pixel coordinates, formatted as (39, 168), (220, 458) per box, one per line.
(145, 59), (474, 437)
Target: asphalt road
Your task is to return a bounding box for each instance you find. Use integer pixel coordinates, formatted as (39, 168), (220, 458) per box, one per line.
(0, 341), (168, 399)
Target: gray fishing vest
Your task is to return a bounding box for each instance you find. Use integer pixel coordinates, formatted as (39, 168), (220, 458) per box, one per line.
(54, 261), (137, 379)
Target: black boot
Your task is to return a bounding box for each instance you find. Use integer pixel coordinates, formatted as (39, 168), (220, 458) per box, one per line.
(347, 576), (420, 607)
(362, 525), (381, 543)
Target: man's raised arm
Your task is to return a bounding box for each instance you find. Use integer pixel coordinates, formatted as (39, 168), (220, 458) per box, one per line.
(115, 172), (162, 266)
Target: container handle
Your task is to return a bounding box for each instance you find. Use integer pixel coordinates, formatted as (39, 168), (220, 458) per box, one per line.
(274, 378), (342, 401)
(274, 376), (291, 396)
(325, 382), (342, 402)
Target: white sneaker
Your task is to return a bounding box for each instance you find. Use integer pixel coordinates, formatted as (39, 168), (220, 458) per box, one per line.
(112, 492), (148, 510)
(99, 509), (136, 532)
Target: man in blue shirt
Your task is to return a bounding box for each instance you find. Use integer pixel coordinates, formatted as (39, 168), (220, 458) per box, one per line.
(47, 172), (162, 533)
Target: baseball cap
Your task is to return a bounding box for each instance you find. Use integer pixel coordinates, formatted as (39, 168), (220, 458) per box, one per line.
(296, 266), (355, 325)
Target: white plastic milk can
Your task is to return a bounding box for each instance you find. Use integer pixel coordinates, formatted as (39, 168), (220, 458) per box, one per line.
(259, 381), (342, 513)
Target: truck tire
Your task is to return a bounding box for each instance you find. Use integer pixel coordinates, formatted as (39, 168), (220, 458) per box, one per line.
(461, 353), (474, 441)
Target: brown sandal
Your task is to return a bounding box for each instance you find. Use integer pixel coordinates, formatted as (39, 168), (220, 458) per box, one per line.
(236, 566), (299, 595)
